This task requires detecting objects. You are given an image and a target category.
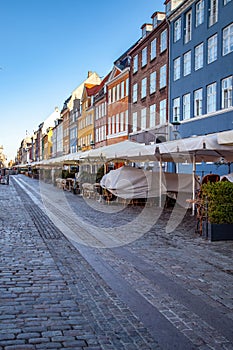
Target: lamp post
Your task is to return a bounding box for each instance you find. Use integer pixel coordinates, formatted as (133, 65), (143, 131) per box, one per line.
(171, 117), (181, 140)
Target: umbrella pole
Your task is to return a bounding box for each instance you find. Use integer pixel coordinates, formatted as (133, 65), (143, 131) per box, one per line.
(159, 158), (162, 208)
(192, 155), (196, 216)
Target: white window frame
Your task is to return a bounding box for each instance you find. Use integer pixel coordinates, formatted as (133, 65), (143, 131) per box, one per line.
(149, 104), (156, 128)
(121, 81), (124, 99)
(223, 23), (233, 56)
(141, 47), (147, 67)
(195, 43), (204, 71)
(141, 108), (147, 130)
(133, 55), (138, 73)
(174, 57), (181, 81)
(222, 76), (232, 109)
(196, 0), (204, 27)
(160, 29), (167, 52)
(132, 112), (137, 132)
(120, 112), (124, 132)
(209, 0), (218, 27)
(173, 97), (180, 121)
(160, 64), (167, 89)
(159, 99), (166, 124)
(185, 10), (192, 43)
(141, 77), (147, 99)
(116, 84), (120, 101)
(125, 78), (129, 96)
(183, 51), (191, 76)
(207, 82), (217, 113)
(194, 88), (203, 116)
(208, 34), (217, 64)
(183, 93), (191, 120)
(133, 83), (138, 103)
(150, 72), (156, 94)
(174, 17), (181, 42)
(150, 38), (157, 60)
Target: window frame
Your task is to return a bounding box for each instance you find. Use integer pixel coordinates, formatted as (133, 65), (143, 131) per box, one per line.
(194, 88), (203, 116)
(160, 29), (167, 52)
(207, 33), (217, 64)
(174, 17), (181, 42)
(207, 82), (217, 113)
(141, 47), (148, 67)
(195, 42), (204, 71)
(221, 76), (233, 109)
(183, 93), (191, 120)
(223, 23), (233, 56)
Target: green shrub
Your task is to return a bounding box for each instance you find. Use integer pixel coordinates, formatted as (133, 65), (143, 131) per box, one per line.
(201, 181), (233, 224)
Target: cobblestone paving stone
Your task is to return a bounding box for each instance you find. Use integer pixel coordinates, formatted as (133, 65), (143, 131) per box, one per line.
(0, 178), (159, 349)
(2, 175), (233, 350)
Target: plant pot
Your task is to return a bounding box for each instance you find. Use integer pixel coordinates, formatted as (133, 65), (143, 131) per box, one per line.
(207, 223), (233, 241)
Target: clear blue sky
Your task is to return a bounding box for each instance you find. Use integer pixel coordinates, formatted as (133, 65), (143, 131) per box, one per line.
(0, 0), (164, 162)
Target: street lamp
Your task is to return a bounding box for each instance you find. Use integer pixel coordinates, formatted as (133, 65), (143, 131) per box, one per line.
(171, 117), (181, 140)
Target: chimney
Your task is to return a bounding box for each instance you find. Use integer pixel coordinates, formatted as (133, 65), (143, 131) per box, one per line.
(87, 71), (93, 78)
(151, 12), (166, 29)
(141, 23), (153, 38)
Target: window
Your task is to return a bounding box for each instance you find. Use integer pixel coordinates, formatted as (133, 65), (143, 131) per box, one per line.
(121, 81), (125, 99)
(208, 34), (217, 63)
(207, 83), (217, 113)
(222, 76), (232, 108)
(183, 51), (191, 76)
(223, 23), (233, 56)
(194, 88), (203, 116)
(209, 0), (218, 27)
(133, 55), (138, 73)
(112, 86), (116, 103)
(141, 47), (147, 67)
(185, 10), (192, 43)
(195, 43), (204, 70)
(173, 97), (180, 121)
(150, 104), (156, 128)
(120, 112), (124, 132)
(108, 89), (112, 104)
(125, 78), (129, 96)
(132, 112), (137, 132)
(141, 108), (147, 130)
(151, 38), (157, 60)
(174, 17), (181, 42)
(111, 115), (115, 134)
(196, 0), (204, 27)
(183, 93), (191, 120)
(150, 72), (156, 94)
(174, 57), (181, 81)
(224, 0), (231, 4)
(160, 99), (166, 124)
(160, 29), (167, 52)
(160, 64), (167, 88)
(133, 83), (138, 103)
(141, 78), (147, 99)
(116, 84), (120, 101)
(116, 114), (119, 133)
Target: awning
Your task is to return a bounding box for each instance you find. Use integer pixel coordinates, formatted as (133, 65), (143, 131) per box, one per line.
(217, 130), (233, 146)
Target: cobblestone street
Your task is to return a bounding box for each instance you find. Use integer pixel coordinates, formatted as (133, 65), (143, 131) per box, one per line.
(0, 175), (233, 350)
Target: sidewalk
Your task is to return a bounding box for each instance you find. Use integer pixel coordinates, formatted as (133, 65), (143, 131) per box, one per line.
(0, 180), (158, 350)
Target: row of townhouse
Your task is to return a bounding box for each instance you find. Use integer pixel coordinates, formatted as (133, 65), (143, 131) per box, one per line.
(17, 0), (233, 172)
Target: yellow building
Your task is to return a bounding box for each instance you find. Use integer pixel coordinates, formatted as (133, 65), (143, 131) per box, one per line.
(78, 83), (101, 152)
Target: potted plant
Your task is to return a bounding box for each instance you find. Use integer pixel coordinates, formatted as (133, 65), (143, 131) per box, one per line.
(201, 181), (233, 241)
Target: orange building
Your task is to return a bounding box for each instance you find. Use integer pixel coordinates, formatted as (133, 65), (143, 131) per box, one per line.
(106, 54), (130, 145)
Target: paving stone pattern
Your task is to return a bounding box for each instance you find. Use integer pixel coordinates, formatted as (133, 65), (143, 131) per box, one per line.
(0, 179), (159, 349)
(1, 175), (233, 350)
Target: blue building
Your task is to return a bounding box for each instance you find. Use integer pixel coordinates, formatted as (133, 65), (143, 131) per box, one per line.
(167, 0), (233, 175)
